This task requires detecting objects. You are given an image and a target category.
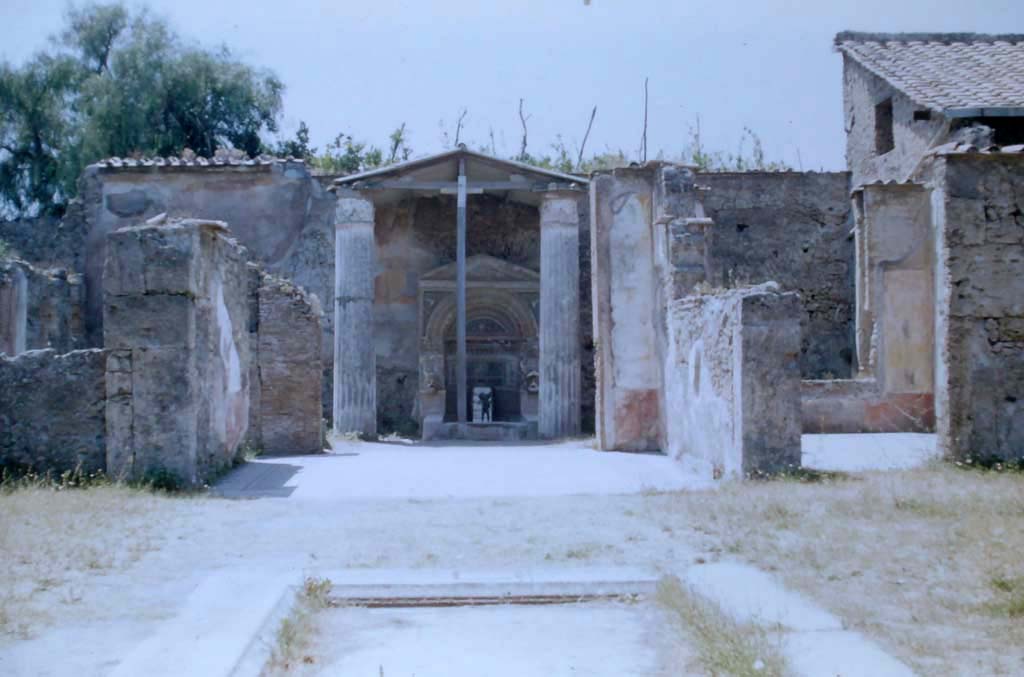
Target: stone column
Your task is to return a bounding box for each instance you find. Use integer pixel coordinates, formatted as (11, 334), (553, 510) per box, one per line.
(333, 191), (377, 436)
(539, 191), (581, 438)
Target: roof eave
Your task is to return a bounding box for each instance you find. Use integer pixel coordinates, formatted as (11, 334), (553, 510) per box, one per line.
(944, 107), (1024, 118)
(332, 147), (589, 187)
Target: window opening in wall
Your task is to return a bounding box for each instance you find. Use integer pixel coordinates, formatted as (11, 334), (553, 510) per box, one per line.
(875, 98), (895, 154)
(913, 110), (932, 122)
(957, 117), (1024, 145)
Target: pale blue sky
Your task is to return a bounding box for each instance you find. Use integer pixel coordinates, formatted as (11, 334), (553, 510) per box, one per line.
(2, 0), (1021, 169)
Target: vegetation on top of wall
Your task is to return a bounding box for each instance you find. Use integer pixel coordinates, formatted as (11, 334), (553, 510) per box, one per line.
(0, 238), (11, 260)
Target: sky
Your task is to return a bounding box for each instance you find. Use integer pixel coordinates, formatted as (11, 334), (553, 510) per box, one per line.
(1, 0), (1021, 170)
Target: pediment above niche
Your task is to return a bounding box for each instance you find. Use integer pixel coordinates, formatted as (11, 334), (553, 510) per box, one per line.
(419, 255), (539, 289)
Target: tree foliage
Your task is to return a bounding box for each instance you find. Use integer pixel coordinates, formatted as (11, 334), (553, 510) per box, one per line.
(0, 2), (283, 217)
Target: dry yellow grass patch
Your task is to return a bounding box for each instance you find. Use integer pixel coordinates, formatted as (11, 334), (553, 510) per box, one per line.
(656, 575), (790, 677)
(0, 484), (182, 638)
(650, 464), (1024, 676)
(262, 577), (333, 676)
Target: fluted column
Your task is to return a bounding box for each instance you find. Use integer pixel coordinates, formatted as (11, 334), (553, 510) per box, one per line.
(333, 191), (377, 436)
(539, 192), (581, 438)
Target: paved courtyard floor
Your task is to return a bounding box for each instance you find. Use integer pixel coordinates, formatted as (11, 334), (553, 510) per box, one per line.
(215, 433), (939, 500)
(2, 433), (936, 676)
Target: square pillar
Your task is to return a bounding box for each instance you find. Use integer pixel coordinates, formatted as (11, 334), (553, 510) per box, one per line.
(539, 191), (581, 438)
(333, 192), (377, 436)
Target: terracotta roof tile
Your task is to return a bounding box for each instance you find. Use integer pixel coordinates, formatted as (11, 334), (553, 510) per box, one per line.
(835, 32), (1024, 112)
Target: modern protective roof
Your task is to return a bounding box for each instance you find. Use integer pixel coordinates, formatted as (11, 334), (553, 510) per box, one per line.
(835, 32), (1024, 116)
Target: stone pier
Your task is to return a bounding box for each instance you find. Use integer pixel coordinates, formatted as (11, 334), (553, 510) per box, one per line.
(538, 192), (581, 438)
(333, 192), (377, 436)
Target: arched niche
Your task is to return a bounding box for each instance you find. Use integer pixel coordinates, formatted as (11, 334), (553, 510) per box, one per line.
(417, 256), (540, 428)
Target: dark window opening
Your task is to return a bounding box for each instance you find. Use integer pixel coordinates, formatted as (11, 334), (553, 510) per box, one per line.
(913, 110), (932, 122)
(875, 98), (895, 154)
(954, 117), (1024, 146)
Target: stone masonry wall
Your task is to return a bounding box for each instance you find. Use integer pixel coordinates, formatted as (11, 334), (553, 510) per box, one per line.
(0, 349), (107, 474)
(254, 274), (323, 454)
(700, 171), (855, 378)
(104, 218), (252, 485)
(79, 161), (335, 354)
(664, 284), (802, 478)
(932, 154), (1024, 461)
(0, 208), (87, 271)
(842, 57), (948, 189)
(0, 259), (85, 355)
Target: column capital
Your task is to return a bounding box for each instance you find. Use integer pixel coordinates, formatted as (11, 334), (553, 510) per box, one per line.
(335, 191), (374, 226)
(540, 193), (580, 227)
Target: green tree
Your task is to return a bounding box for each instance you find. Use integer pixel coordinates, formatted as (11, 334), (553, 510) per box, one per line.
(273, 121), (316, 161)
(0, 2), (284, 217)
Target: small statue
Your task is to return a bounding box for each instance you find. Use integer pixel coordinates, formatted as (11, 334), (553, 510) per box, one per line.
(480, 390), (493, 422)
(525, 370), (540, 393)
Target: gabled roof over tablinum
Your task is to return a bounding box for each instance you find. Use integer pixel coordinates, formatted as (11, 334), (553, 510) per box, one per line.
(332, 146), (587, 206)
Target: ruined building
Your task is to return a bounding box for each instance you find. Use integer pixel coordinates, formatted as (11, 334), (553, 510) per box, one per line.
(1, 32), (1022, 483)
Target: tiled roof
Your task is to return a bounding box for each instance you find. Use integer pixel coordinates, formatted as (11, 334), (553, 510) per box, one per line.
(835, 32), (1024, 113)
(90, 155), (304, 169)
(929, 142), (1024, 156)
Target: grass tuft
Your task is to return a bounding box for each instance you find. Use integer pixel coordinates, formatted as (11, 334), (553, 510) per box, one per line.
(986, 575), (1024, 619)
(656, 575), (790, 677)
(263, 576), (334, 675)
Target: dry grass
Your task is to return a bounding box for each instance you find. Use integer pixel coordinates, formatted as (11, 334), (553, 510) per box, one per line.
(0, 483), (182, 638)
(262, 577), (333, 676)
(651, 463), (1024, 676)
(656, 575), (790, 677)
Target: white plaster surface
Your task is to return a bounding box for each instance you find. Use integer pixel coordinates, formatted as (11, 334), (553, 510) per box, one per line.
(683, 562), (915, 677)
(110, 570), (291, 677)
(802, 433), (938, 471)
(683, 562), (842, 632)
(309, 602), (680, 677)
(216, 438), (714, 500)
(785, 630), (916, 677)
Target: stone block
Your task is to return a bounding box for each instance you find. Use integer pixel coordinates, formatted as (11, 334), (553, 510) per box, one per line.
(103, 293), (196, 349)
(104, 224), (200, 297)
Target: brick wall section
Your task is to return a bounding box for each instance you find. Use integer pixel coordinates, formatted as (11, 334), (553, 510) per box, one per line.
(664, 284), (802, 478)
(255, 274), (324, 454)
(933, 154), (1024, 461)
(0, 349), (107, 474)
(104, 219), (252, 485)
(699, 171), (855, 378)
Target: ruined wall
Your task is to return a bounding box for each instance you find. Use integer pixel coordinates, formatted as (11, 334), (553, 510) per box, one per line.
(665, 284), (802, 478)
(104, 219), (252, 485)
(0, 259), (85, 355)
(842, 57), (948, 189)
(0, 207), (87, 270)
(254, 274), (323, 454)
(700, 171), (854, 378)
(0, 349), (107, 474)
(931, 153), (1024, 461)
